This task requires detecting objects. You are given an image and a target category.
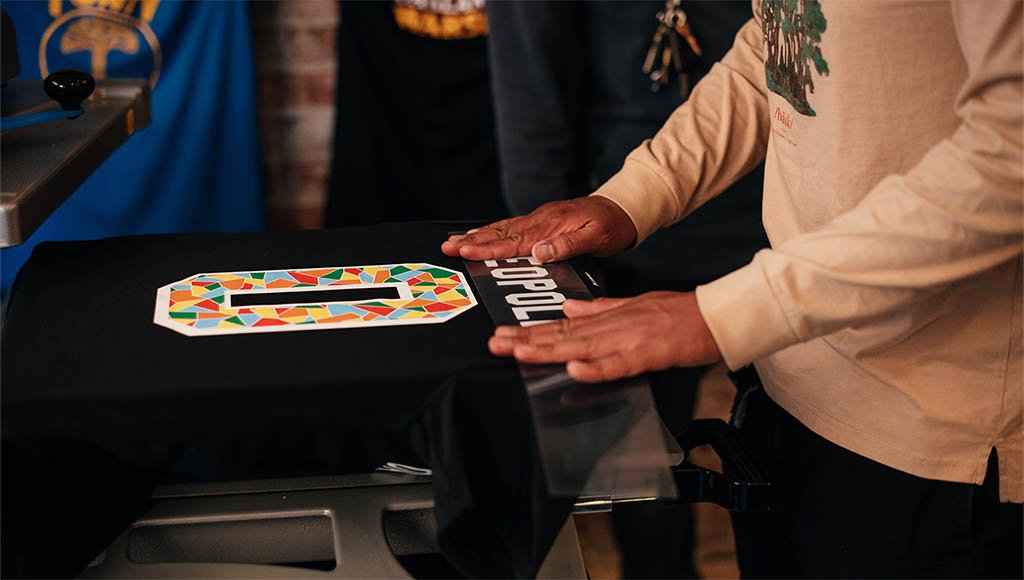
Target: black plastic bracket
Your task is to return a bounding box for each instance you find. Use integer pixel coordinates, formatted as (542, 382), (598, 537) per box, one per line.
(670, 418), (773, 512)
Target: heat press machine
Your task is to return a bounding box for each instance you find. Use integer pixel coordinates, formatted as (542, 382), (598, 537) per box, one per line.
(0, 7), (150, 248)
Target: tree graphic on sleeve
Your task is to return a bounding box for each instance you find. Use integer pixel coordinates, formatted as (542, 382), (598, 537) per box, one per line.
(763, 0), (829, 116)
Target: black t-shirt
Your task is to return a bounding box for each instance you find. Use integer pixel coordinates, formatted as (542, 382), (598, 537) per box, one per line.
(326, 2), (508, 226)
(2, 222), (621, 578)
(3, 223), (503, 441)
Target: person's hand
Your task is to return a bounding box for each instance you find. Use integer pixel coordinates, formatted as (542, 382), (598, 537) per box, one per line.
(441, 196), (636, 263)
(488, 291), (722, 383)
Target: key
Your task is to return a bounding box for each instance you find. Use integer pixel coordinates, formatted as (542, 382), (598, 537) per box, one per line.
(678, 70), (691, 99)
(674, 16), (703, 57)
(647, 45), (672, 93)
(667, 33), (692, 98)
(658, 44), (672, 88)
(668, 27), (684, 72)
(645, 0), (703, 96)
(661, 0), (701, 97)
(662, 2), (700, 58)
(643, 23), (668, 75)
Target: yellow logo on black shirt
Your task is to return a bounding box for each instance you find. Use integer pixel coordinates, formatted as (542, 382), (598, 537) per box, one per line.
(393, 0), (488, 40)
(40, 0), (162, 87)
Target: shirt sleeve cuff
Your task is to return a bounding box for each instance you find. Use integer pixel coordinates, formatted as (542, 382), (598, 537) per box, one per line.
(590, 158), (680, 245)
(695, 255), (800, 370)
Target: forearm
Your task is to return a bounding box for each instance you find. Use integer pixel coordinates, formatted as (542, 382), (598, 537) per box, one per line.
(699, 148), (1023, 368)
(594, 16), (771, 243)
(696, 0), (1024, 368)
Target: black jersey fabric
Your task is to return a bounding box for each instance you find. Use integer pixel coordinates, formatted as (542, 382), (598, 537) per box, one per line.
(1, 222), (617, 578)
(3, 223), (502, 442)
(326, 2), (508, 227)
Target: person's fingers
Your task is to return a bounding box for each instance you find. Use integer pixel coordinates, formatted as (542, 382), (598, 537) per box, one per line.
(493, 311), (617, 340)
(444, 220), (516, 248)
(531, 229), (596, 263)
(455, 220), (518, 244)
(443, 196), (637, 260)
(442, 218), (521, 256)
(454, 222), (558, 261)
(490, 326), (625, 363)
(491, 299), (632, 344)
(562, 297), (630, 318)
(488, 321), (589, 353)
(566, 352), (640, 383)
(511, 334), (624, 364)
(440, 240), (463, 256)
(456, 240), (526, 261)
(488, 335), (517, 356)
(489, 330), (557, 355)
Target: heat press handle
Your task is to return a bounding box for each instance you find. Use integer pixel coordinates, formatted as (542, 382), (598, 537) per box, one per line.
(0, 69), (94, 131)
(43, 68), (95, 112)
(672, 418), (773, 511)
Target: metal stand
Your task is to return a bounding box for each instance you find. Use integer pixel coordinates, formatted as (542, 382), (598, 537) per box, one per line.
(81, 474), (586, 579)
(0, 78), (151, 247)
(78, 419), (769, 579)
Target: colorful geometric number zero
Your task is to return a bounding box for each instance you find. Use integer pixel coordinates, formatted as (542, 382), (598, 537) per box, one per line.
(154, 263), (477, 336)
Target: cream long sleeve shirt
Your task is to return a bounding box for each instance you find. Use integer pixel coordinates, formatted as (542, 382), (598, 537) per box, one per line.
(593, 0), (1023, 501)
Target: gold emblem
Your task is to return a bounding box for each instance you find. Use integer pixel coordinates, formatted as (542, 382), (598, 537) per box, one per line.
(40, 0), (162, 88)
(392, 0), (488, 40)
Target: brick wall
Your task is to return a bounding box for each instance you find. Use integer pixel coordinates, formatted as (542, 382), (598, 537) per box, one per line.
(250, 1), (338, 230)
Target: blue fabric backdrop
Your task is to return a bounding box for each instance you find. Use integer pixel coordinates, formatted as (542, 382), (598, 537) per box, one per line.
(2, 0), (264, 296)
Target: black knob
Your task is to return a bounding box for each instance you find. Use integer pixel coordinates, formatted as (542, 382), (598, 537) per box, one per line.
(43, 69), (95, 112)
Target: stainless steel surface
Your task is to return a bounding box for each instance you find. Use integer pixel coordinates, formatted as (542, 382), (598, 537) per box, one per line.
(0, 78), (151, 247)
(127, 513), (336, 567)
(82, 476), (586, 579)
(152, 472), (431, 500)
(570, 495), (661, 514)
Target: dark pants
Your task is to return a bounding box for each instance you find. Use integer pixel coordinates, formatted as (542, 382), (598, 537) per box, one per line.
(730, 384), (1023, 579)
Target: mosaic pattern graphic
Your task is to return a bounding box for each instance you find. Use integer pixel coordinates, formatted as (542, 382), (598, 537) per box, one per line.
(154, 263), (477, 336)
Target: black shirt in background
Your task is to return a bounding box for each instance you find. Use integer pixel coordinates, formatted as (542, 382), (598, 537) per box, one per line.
(326, 1), (508, 226)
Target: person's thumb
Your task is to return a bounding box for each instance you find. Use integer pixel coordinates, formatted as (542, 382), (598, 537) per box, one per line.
(531, 230), (596, 263)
